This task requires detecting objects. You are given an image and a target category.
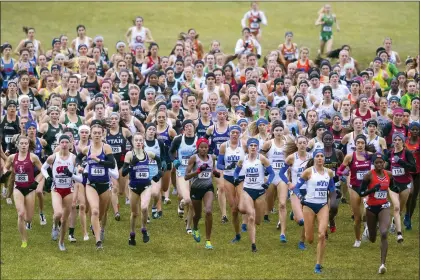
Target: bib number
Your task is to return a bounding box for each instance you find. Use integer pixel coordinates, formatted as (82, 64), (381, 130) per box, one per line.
(5, 135), (12, 144)
(149, 159), (157, 165)
(315, 191), (327, 199)
(135, 172), (149, 179)
(356, 171), (367, 181)
(57, 177), (71, 185)
(15, 174), (28, 182)
(271, 161), (284, 170)
(246, 176), (258, 184)
(181, 158), (189, 166)
(92, 167), (105, 176)
(250, 22), (259, 29)
(216, 143), (221, 151)
(392, 167), (405, 176)
(199, 172), (211, 179)
(374, 191), (387, 199)
(111, 146), (122, 154)
(323, 26), (332, 32)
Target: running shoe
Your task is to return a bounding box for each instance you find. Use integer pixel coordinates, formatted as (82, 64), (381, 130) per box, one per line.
(205, 241), (213, 249)
(298, 241), (306, 250)
(378, 264), (387, 274)
(178, 202), (184, 218)
(389, 218), (396, 234)
(279, 234), (287, 243)
(362, 227), (369, 242)
(251, 243), (257, 253)
(6, 198), (12, 205)
(142, 229), (150, 243)
(39, 213), (47, 226)
(152, 207), (158, 219)
(241, 223), (247, 232)
(147, 217), (151, 224)
(186, 228), (192, 235)
(129, 233), (136, 246)
(276, 221), (281, 230)
(314, 264), (322, 274)
(83, 234), (89, 241)
(397, 234), (404, 243)
(330, 225), (336, 233)
(26, 222), (32, 230)
(68, 234), (77, 242)
(263, 215), (270, 223)
(114, 212), (121, 221)
(125, 197), (130, 205)
(52, 227), (59, 241)
(231, 234), (241, 243)
(21, 241), (28, 248)
(164, 198), (171, 205)
(271, 207), (277, 214)
(157, 211), (163, 219)
(221, 215), (229, 224)
(96, 241), (103, 250)
(289, 211), (294, 221)
(403, 214), (410, 227)
(353, 240), (361, 248)
(193, 230), (201, 243)
(90, 225), (95, 236)
(58, 242), (66, 251)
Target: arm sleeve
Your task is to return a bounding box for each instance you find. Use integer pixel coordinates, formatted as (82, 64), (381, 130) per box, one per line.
(235, 39), (244, 55)
(75, 152), (85, 166)
(397, 150), (417, 172)
(356, 179), (377, 197)
(141, 63), (152, 76)
(382, 122), (391, 138)
(233, 165), (242, 179)
(97, 153), (116, 168)
(293, 177), (306, 197)
(154, 155), (162, 169)
(127, 135), (133, 150)
(169, 136), (182, 161)
(279, 164), (290, 184)
(260, 11), (268, 25)
(265, 165), (275, 185)
(41, 161), (51, 179)
(122, 162), (131, 177)
(72, 173), (83, 183)
(217, 154), (225, 170)
(328, 177), (336, 192)
(241, 12), (248, 28)
(255, 40), (262, 56)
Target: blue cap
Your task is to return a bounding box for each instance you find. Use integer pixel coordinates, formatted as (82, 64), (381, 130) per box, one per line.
(256, 118), (269, 126)
(25, 121), (37, 131)
(235, 105), (246, 112)
(237, 118), (248, 125)
(247, 138), (259, 147)
(313, 149), (324, 158)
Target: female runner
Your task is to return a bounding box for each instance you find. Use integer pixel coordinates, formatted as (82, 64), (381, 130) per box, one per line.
(234, 138), (275, 252)
(123, 133), (162, 245)
(71, 25), (93, 56)
(359, 153), (393, 274)
(315, 4), (339, 55)
(185, 138), (219, 249)
(125, 16), (154, 51)
(75, 120), (116, 250)
(3, 136), (43, 248)
(15, 27), (43, 57)
(293, 149), (336, 274)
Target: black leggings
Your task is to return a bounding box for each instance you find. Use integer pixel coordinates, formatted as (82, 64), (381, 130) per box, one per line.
(406, 173), (420, 219)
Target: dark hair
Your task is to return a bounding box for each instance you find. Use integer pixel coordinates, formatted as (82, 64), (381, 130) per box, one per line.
(132, 16), (143, 25)
(22, 26), (35, 35)
(327, 45), (351, 59)
(147, 43), (159, 56)
(76, 24), (86, 33)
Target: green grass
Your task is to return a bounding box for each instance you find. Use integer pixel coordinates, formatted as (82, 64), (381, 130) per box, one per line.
(1, 2), (420, 279)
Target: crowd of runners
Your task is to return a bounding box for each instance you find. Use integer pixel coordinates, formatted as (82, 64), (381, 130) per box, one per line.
(0, 2), (419, 275)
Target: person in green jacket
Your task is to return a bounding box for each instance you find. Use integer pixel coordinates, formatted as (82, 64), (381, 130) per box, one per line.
(400, 80), (419, 110)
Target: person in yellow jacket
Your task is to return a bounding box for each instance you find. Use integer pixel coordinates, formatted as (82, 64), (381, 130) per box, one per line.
(372, 57), (389, 92)
(400, 80), (419, 110)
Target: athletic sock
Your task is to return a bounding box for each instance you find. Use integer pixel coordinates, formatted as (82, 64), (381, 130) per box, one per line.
(69, 227), (75, 236)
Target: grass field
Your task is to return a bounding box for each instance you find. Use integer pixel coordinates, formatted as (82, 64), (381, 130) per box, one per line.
(1, 2), (420, 279)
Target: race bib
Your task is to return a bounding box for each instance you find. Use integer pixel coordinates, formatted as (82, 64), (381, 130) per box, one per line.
(323, 26), (332, 32)
(199, 172), (211, 179)
(15, 174), (28, 182)
(135, 171), (149, 179)
(271, 161), (284, 170)
(246, 176), (258, 184)
(29, 103), (34, 110)
(392, 167), (405, 176)
(315, 190), (327, 199)
(374, 191), (387, 199)
(250, 22), (260, 29)
(149, 159), (157, 165)
(92, 167), (105, 176)
(356, 171), (367, 181)
(56, 177), (71, 186)
(111, 146), (122, 154)
(216, 143), (221, 151)
(5, 135), (12, 144)
(181, 157), (189, 166)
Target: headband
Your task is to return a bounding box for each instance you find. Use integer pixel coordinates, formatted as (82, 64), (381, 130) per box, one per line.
(392, 132), (405, 142)
(237, 118), (248, 125)
(25, 121), (37, 131)
(145, 122), (157, 130)
(256, 118), (269, 126)
(78, 125), (90, 134)
(196, 137), (209, 149)
(313, 149), (324, 158)
(94, 36), (104, 43)
(216, 104), (228, 113)
(229, 125), (241, 133)
(116, 41), (126, 49)
(59, 134), (71, 142)
(182, 119), (194, 129)
(247, 138), (259, 147)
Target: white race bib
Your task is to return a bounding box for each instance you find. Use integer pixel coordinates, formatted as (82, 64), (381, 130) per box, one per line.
(392, 167), (405, 176)
(29, 103), (34, 110)
(56, 177), (72, 186)
(199, 172), (211, 179)
(374, 191), (387, 199)
(315, 190), (327, 199)
(271, 161), (284, 170)
(181, 158), (189, 166)
(323, 26), (332, 32)
(5, 135), (12, 144)
(246, 176), (258, 184)
(135, 171), (149, 179)
(111, 146), (122, 154)
(15, 174), (28, 182)
(356, 171), (367, 181)
(149, 159), (157, 165)
(92, 167), (105, 176)
(216, 143), (221, 150)
(250, 22), (259, 29)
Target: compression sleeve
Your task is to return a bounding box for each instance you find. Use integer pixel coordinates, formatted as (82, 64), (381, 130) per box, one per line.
(122, 162), (131, 177)
(109, 165), (119, 180)
(233, 165), (242, 180)
(169, 136), (182, 161)
(293, 177), (306, 197)
(279, 164), (290, 184)
(41, 161), (51, 179)
(217, 154), (225, 170)
(265, 165), (275, 185)
(328, 177), (336, 192)
(75, 152), (85, 166)
(97, 153), (116, 168)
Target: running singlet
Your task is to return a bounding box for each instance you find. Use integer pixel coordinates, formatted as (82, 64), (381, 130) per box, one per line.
(267, 139), (285, 170)
(391, 150), (412, 184)
(0, 116), (19, 151)
(191, 155), (213, 189)
(196, 118), (213, 138)
(211, 124), (230, 156)
(224, 141), (246, 176)
(291, 152), (312, 185)
(144, 139), (160, 178)
(157, 126), (172, 147)
(52, 153), (75, 189)
(176, 135), (197, 177)
(13, 152), (34, 188)
(349, 152), (371, 187)
(1, 57), (14, 89)
(367, 136), (382, 154)
(365, 170), (390, 206)
(44, 123), (63, 154)
(34, 138), (43, 159)
(405, 139), (420, 174)
(129, 151), (151, 187)
(87, 145), (109, 183)
(385, 123), (406, 146)
(281, 44), (296, 63)
(243, 154), (265, 190)
(106, 128), (127, 164)
(304, 167), (330, 204)
(297, 59), (310, 73)
(64, 114), (83, 141)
